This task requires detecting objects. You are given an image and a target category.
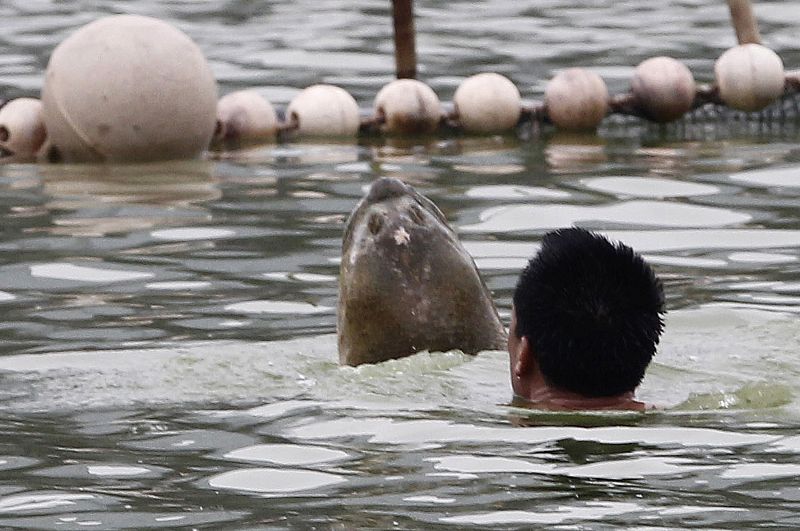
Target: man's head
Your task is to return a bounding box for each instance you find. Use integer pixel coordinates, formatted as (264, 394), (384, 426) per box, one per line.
(510, 227), (665, 398)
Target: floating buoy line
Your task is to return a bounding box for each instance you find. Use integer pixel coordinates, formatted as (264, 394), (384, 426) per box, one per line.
(0, 4), (798, 164)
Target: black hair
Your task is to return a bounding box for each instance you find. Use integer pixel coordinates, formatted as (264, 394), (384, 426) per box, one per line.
(512, 227), (665, 397)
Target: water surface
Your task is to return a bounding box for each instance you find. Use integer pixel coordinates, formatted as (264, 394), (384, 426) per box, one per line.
(1, 1), (800, 528)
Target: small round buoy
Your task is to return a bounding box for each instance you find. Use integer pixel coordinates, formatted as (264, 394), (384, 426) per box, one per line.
(41, 15), (218, 163)
(544, 68), (609, 131)
(453, 73), (521, 133)
(213, 90), (278, 146)
(374, 79), (441, 134)
(0, 98), (47, 160)
(285, 84), (360, 137)
(715, 43), (785, 112)
(631, 56), (696, 123)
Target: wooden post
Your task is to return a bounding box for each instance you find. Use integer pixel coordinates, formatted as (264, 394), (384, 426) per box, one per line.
(727, 0), (761, 44)
(392, 0), (417, 79)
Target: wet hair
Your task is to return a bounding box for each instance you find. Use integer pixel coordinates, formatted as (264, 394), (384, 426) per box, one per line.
(512, 227), (665, 397)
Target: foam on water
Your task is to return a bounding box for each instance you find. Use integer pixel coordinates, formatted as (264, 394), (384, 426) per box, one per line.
(0, 307), (796, 418)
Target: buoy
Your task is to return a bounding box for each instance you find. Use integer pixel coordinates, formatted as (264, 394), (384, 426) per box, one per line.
(41, 15), (218, 163)
(286, 84), (360, 137)
(0, 98), (47, 160)
(631, 57), (696, 123)
(453, 73), (521, 133)
(544, 68), (609, 131)
(213, 90), (278, 146)
(715, 43), (785, 112)
(374, 79), (441, 134)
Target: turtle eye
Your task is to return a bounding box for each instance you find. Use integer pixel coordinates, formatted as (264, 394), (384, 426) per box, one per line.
(408, 204), (425, 225)
(368, 213), (383, 235)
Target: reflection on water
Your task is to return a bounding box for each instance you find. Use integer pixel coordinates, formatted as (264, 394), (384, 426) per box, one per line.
(581, 176), (720, 198)
(544, 132), (609, 172)
(2, 0), (800, 528)
(461, 200), (752, 232)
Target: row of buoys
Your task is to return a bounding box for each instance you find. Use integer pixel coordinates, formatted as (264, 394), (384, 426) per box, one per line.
(0, 14), (794, 164)
(1, 15), (218, 164)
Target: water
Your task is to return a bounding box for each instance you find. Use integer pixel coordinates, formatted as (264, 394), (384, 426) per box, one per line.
(1, 0), (800, 528)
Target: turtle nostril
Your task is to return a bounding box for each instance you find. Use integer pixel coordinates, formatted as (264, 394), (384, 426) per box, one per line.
(368, 213), (383, 235)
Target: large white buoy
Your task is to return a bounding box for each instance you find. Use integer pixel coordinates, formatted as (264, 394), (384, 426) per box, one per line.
(453, 73), (521, 133)
(213, 90), (279, 146)
(374, 79), (441, 135)
(715, 43), (785, 112)
(0, 98), (47, 160)
(41, 15), (218, 163)
(286, 84), (360, 137)
(544, 68), (609, 131)
(631, 57), (696, 123)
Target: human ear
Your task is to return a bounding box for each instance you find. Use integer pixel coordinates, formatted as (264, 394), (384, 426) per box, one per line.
(513, 336), (533, 378)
